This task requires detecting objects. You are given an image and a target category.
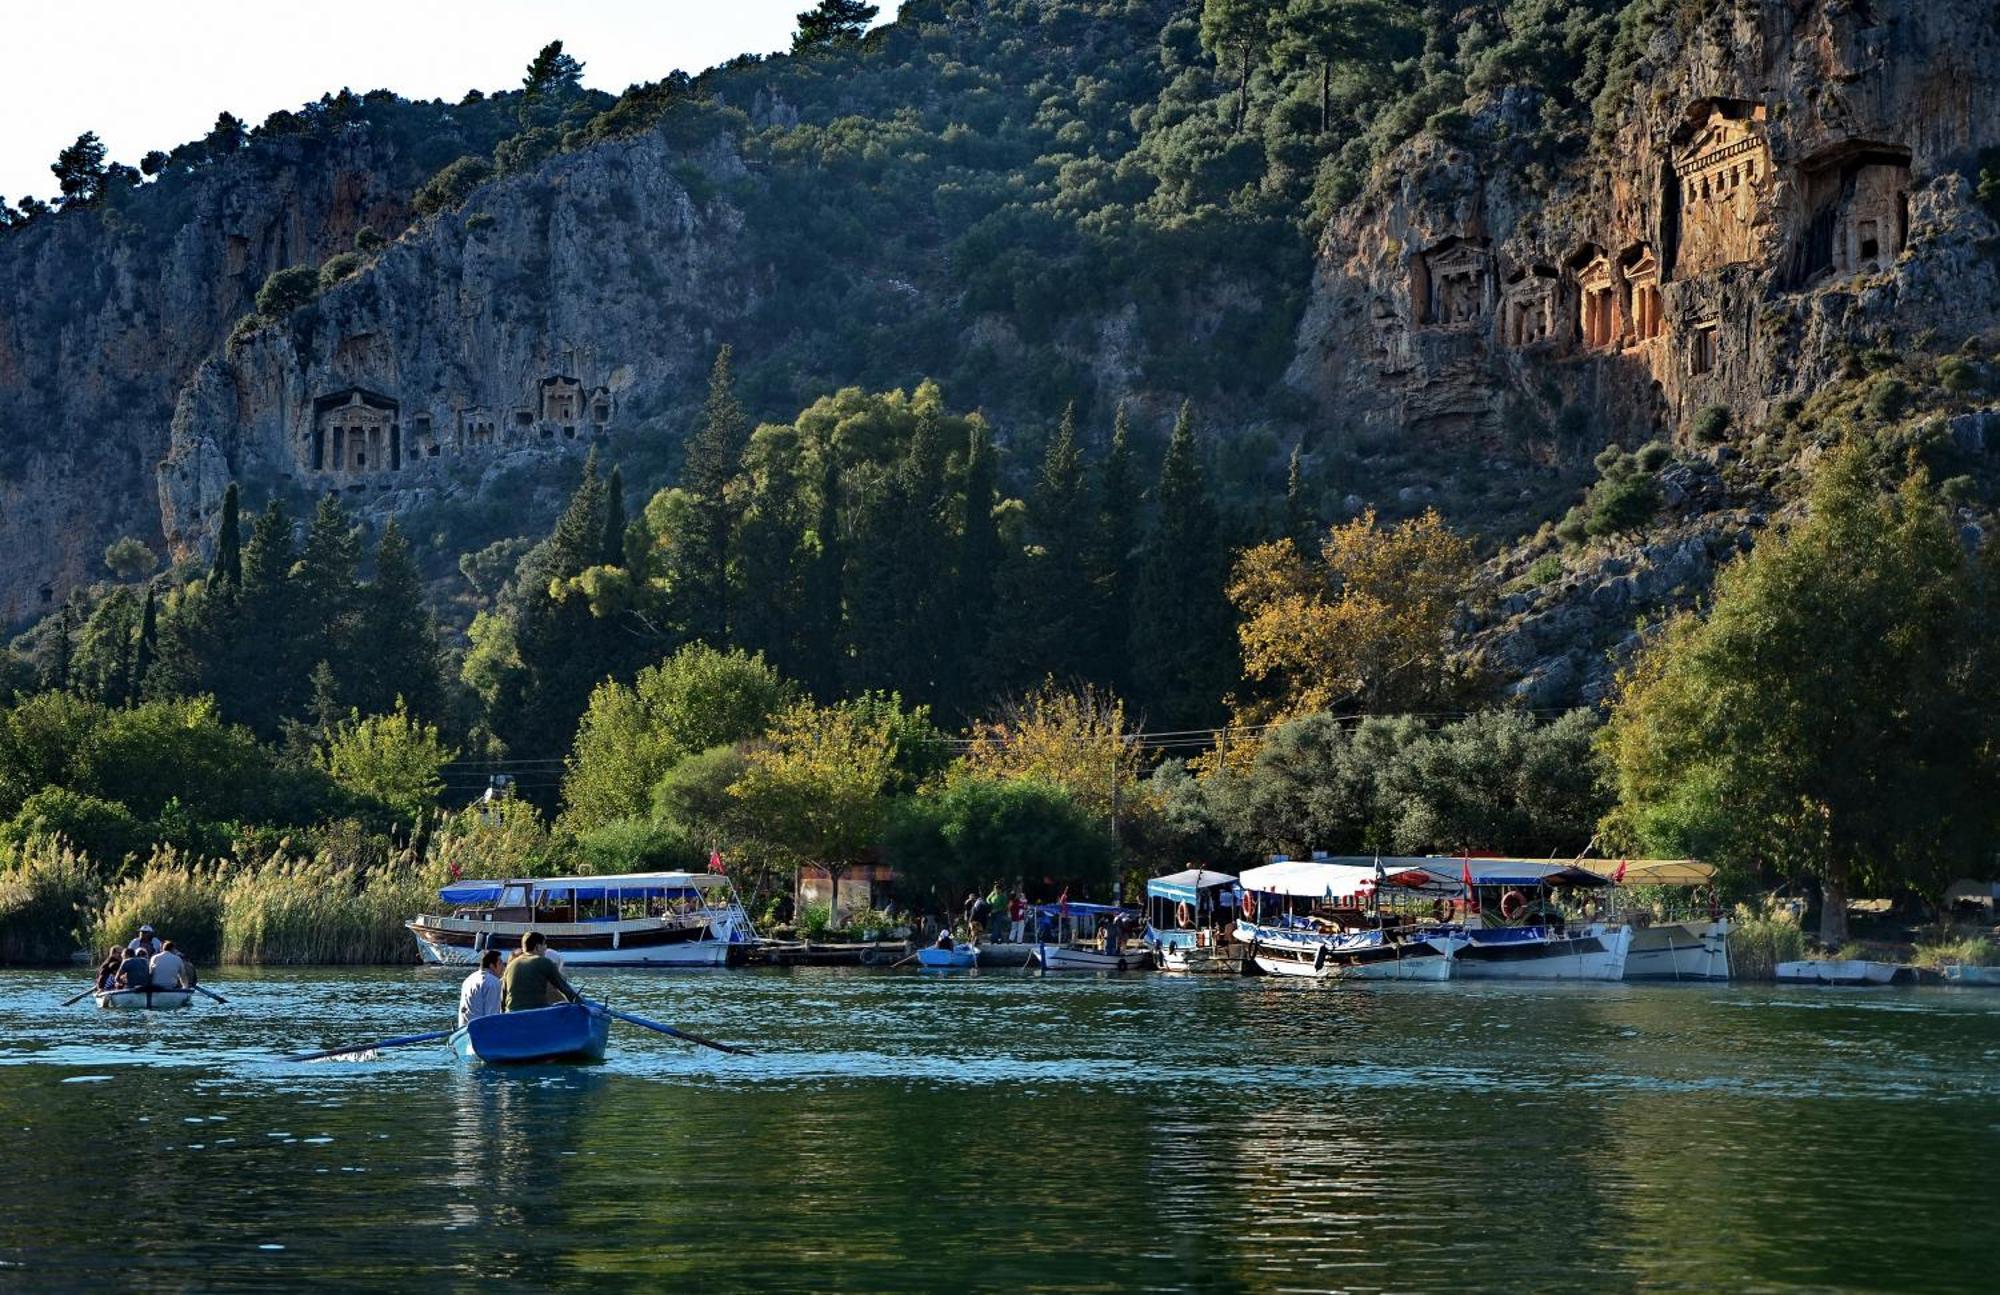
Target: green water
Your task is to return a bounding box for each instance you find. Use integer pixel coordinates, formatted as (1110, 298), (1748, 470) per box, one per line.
(1, 966), (1995, 1292)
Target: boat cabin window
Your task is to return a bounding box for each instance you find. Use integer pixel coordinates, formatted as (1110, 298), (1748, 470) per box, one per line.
(499, 884), (530, 908)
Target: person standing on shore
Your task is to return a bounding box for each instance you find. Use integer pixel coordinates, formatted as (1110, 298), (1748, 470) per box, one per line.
(458, 949), (504, 1026)
(1007, 891), (1026, 943)
(501, 932), (581, 1011)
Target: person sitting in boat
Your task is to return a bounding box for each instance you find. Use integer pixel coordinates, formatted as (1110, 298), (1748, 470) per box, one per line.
(94, 948), (123, 992)
(115, 945), (155, 990)
(126, 924), (161, 957)
(934, 929), (955, 952)
(501, 932), (581, 1012)
(458, 949), (505, 1026)
(148, 941), (189, 990)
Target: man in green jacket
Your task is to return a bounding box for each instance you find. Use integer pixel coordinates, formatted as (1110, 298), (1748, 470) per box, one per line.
(501, 931), (581, 1011)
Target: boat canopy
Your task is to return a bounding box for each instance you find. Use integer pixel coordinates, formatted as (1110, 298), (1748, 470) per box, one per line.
(1406, 859), (1613, 890)
(1237, 860), (1443, 899)
(1028, 901), (1137, 918)
(1573, 858), (1713, 886)
(1146, 869), (1239, 903)
(439, 871), (729, 906)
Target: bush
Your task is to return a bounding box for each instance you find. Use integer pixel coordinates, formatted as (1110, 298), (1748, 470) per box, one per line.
(317, 251), (361, 290)
(1866, 376), (1911, 421)
(1941, 474), (1977, 506)
(89, 854), (225, 965)
(1632, 441), (1673, 473)
(0, 838), (102, 964)
(1726, 899), (1806, 981)
(1525, 553), (1563, 586)
(1911, 935), (1998, 969)
(254, 265), (319, 318)
(1584, 472), (1658, 536)
(1937, 355), (1981, 393)
(413, 154), (495, 217)
(1, 788), (146, 874)
(1555, 510), (1587, 546)
(1692, 405), (1731, 443)
(574, 819), (704, 875)
(466, 211), (496, 233)
(354, 225), (384, 253)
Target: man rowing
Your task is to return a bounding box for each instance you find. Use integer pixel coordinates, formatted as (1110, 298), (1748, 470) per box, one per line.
(458, 949), (504, 1026)
(500, 931), (580, 1011)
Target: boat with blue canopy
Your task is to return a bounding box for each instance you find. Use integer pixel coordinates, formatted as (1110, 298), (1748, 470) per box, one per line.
(1031, 901), (1150, 971)
(406, 871), (758, 968)
(1144, 869), (1243, 972)
(449, 1001), (612, 1064)
(1401, 858), (1633, 980)
(1236, 860), (1466, 980)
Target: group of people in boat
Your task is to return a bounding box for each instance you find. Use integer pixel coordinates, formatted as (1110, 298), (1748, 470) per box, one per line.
(93, 924), (195, 993)
(456, 931), (582, 1027)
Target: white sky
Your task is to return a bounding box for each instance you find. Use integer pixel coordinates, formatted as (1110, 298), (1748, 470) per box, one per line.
(0, 1), (904, 203)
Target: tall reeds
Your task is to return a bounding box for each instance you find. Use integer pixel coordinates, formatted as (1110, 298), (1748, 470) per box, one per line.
(218, 854), (439, 965)
(88, 849), (225, 963)
(0, 836), (103, 964)
(1726, 898), (1807, 981)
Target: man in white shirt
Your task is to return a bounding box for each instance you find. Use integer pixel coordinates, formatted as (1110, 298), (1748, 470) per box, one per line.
(148, 940), (189, 989)
(127, 924), (162, 956)
(458, 949), (504, 1027)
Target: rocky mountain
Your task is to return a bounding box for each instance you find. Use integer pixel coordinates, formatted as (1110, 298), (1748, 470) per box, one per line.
(4, 0), (1999, 710)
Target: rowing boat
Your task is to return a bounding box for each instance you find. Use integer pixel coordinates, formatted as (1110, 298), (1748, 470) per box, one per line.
(915, 945), (978, 969)
(95, 987), (194, 1010)
(449, 1001), (611, 1064)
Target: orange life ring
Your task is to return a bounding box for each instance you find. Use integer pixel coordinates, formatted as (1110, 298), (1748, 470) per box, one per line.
(1244, 893), (1258, 921)
(1431, 898), (1448, 922)
(1500, 889), (1528, 921)
(1176, 901), (1193, 928)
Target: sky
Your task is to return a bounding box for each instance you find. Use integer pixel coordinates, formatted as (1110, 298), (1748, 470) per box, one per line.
(0, 1), (903, 203)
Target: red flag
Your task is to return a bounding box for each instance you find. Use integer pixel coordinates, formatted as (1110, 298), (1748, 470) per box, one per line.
(1057, 887), (1070, 916)
(708, 849), (725, 875)
(1612, 859), (1628, 885)
(1460, 859), (1478, 914)
(448, 861), (462, 881)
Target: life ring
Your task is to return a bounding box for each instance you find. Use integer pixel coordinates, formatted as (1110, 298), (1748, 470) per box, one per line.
(1431, 898), (1448, 922)
(1500, 890), (1528, 921)
(1176, 901), (1193, 927)
(1244, 893), (1258, 922)
(1313, 943), (1328, 973)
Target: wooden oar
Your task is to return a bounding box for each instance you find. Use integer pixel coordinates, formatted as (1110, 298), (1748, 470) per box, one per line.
(888, 950), (920, 969)
(191, 985), (229, 1005)
(596, 1005), (753, 1056)
(282, 1029), (453, 1063)
(60, 985), (102, 1007)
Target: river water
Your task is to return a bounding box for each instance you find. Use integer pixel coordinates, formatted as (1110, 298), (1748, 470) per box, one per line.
(1, 965), (1995, 1292)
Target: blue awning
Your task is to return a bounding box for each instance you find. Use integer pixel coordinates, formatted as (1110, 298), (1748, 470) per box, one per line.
(1028, 902), (1137, 918)
(1146, 870), (1239, 903)
(440, 876), (713, 905)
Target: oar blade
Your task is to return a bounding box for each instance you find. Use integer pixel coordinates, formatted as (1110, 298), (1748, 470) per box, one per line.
(283, 1028), (453, 1063)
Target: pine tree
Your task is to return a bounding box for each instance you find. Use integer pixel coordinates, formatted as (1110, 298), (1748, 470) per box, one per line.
(989, 404), (1095, 690)
(802, 432), (846, 699)
(793, 0), (879, 52)
(211, 482), (242, 589)
(294, 496), (362, 662)
(678, 346), (750, 642)
(1130, 402), (1236, 730)
(131, 585), (158, 699)
(1088, 404), (1139, 693)
(354, 520), (446, 721)
(219, 501), (300, 733)
(601, 466), (627, 568)
(733, 437), (807, 683)
(846, 397), (952, 700)
(951, 420), (1001, 716)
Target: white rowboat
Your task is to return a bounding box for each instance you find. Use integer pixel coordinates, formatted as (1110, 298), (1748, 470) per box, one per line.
(95, 987), (194, 1010)
(1775, 959), (1900, 986)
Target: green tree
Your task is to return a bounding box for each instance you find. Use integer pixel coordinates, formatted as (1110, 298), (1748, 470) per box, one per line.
(211, 482), (242, 588)
(953, 420), (1001, 716)
(601, 466), (628, 568)
(254, 266), (318, 318)
(1381, 710), (1609, 855)
(1089, 404), (1139, 695)
(132, 586), (158, 701)
(352, 520), (445, 721)
(1200, 0), (1267, 131)
(1602, 444), (2000, 943)
(103, 537), (156, 583)
(1130, 403), (1235, 730)
(321, 699), (455, 820)
(677, 346), (750, 642)
(561, 644), (793, 831)
(793, 0), (879, 52)
(887, 777), (1115, 906)
(991, 404), (1095, 689)
(412, 155), (495, 217)
(523, 40), (585, 100)
(51, 132), (107, 207)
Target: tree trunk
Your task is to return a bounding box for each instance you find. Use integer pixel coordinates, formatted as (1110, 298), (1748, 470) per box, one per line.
(1321, 61), (1331, 135)
(1818, 859), (1850, 946)
(1235, 49), (1250, 133)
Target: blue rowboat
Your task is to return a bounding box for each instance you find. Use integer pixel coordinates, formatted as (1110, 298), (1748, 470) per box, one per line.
(449, 1002), (611, 1064)
(915, 945), (978, 969)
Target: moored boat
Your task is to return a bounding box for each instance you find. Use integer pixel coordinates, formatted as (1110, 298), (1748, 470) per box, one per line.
(449, 1002), (611, 1064)
(1031, 902), (1150, 972)
(1941, 964), (2000, 987)
(95, 987), (194, 1010)
(1144, 868), (1243, 974)
(1235, 859), (1467, 980)
(1409, 859), (1633, 981)
(1574, 858), (1731, 981)
(407, 871), (758, 968)
(916, 944), (979, 969)
(1623, 918), (1732, 981)
(1775, 959), (1902, 986)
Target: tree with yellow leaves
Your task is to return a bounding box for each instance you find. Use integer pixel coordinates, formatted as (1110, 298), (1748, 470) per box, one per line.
(1228, 508), (1474, 721)
(960, 681), (1149, 830)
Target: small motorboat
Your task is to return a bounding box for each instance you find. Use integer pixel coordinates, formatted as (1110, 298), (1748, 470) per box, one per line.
(916, 944), (978, 969)
(1775, 959), (1903, 986)
(95, 987), (194, 1010)
(450, 1002), (611, 1064)
(1029, 902), (1150, 972)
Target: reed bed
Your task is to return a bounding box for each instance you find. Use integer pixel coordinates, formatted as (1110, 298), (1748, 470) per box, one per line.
(89, 850), (227, 964)
(1726, 899), (1807, 982)
(218, 855), (439, 965)
(1911, 934), (1999, 969)
(0, 837), (103, 964)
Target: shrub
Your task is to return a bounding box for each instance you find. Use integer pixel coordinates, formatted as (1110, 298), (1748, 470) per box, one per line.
(1726, 899), (1806, 981)
(574, 818), (704, 875)
(1941, 474), (1977, 506)
(1632, 441), (1673, 472)
(317, 251), (361, 290)
(1937, 355), (1980, 393)
(1525, 553), (1563, 586)
(1692, 405), (1731, 443)
(466, 211), (495, 233)
(1911, 935), (1998, 969)
(254, 265), (319, 318)
(1585, 472), (1658, 536)
(0, 838), (102, 964)
(354, 225), (384, 254)
(1, 788), (146, 874)
(412, 154), (495, 217)
(1866, 376), (1911, 421)
(1555, 510), (1587, 546)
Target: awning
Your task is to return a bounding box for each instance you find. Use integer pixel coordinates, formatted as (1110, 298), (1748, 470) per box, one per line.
(439, 872), (725, 905)
(1236, 860), (1445, 900)
(1146, 869), (1239, 903)
(1572, 858), (1714, 886)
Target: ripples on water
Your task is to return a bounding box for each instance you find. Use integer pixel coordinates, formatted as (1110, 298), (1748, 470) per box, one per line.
(1, 966), (1995, 1292)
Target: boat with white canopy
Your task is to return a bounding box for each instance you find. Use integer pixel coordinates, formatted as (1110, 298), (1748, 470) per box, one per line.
(1234, 860), (1466, 980)
(1576, 858), (1731, 980)
(1403, 858), (1632, 981)
(1144, 869), (1242, 972)
(405, 871), (758, 967)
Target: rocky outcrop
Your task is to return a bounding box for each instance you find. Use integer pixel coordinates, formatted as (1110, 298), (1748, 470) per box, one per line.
(157, 134), (755, 560)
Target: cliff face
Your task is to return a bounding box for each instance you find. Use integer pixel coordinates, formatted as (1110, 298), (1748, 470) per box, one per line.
(1288, 0), (2000, 703)
(0, 128), (427, 619)
(157, 135), (754, 559)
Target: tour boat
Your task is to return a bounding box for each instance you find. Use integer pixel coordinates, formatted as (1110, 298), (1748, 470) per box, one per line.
(1031, 902), (1151, 972)
(95, 987), (194, 1010)
(1622, 918), (1732, 980)
(1775, 959), (1902, 986)
(1234, 860), (1465, 980)
(1407, 859), (1633, 981)
(916, 944), (979, 969)
(1145, 869), (1244, 973)
(449, 1001), (611, 1064)
(406, 871), (759, 967)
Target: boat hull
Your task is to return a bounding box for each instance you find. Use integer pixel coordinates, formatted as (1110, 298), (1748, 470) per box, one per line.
(1942, 964), (2000, 987)
(1035, 943), (1151, 972)
(1453, 924), (1632, 981)
(1246, 932), (1459, 981)
(1624, 920), (1731, 981)
(916, 946), (978, 969)
(1775, 959), (1900, 986)
(95, 988), (193, 1010)
(1154, 944), (1244, 974)
(450, 1003), (610, 1064)
(408, 916), (742, 967)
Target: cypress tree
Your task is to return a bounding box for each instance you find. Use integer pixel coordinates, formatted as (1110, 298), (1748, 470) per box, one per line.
(218, 501), (298, 732)
(131, 584), (158, 698)
(733, 437), (805, 682)
(951, 420), (1001, 716)
(989, 403), (1094, 691)
(802, 432), (845, 699)
(47, 601), (74, 693)
(1089, 404), (1139, 693)
(355, 520), (445, 721)
(211, 482), (242, 588)
(679, 346), (750, 643)
(601, 466), (627, 568)
(1284, 443), (1314, 550)
(1130, 402), (1236, 730)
